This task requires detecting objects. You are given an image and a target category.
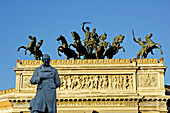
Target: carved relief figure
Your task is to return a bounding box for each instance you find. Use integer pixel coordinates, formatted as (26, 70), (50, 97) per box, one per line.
(58, 75), (133, 90)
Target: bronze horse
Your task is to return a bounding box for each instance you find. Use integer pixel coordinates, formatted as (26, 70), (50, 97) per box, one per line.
(137, 33), (163, 59)
(104, 34), (125, 59)
(17, 35), (36, 55)
(95, 33), (110, 59)
(69, 32), (88, 59)
(57, 35), (78, 59)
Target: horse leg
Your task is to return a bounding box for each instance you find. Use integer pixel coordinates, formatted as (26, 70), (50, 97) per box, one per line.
(157, 47), (163, 54)
(137, 53), (140, 59)
(119, 46), (125, 52)
(155, 43), (162, 48)
(78, 53), (80, 59)
(58, 46), (64, 56)
(95, 51), (98, 59)
(151, 50), (154, 55)
(24, 49), (28, 55)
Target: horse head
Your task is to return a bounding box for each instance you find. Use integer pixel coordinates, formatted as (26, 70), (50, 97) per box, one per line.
(57, 35), (65, 41)
(29, 35), (37, 42)
(118, 34), (125, 43)
(71, 31), (80, 40)
(100, 33), (107, 40)
(145, 33), (153, 39)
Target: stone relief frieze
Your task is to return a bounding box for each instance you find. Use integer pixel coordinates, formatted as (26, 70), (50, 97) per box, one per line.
(138, 74), (158, 87)
(59, 75), (133, 90)
(21, 75), (133, 90)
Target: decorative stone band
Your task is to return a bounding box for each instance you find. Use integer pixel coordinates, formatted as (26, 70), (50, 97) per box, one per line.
(0, 88), (15, 96)
(17, 58), (164, 66)
(20, 59), (131, 66)
(8, 97), (168, 103)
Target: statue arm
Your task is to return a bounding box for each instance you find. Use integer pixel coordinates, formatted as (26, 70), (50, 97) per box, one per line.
(54, 69), (61, 88)
(30, 68), (41, 84)
(82, 22), (86, 33)
(133, 36), (138, 43)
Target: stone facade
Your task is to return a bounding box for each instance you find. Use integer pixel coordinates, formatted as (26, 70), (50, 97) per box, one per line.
(0, 58), (169, 113)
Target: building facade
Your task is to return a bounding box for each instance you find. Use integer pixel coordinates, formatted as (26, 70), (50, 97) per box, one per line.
(0, 58), (169, 113)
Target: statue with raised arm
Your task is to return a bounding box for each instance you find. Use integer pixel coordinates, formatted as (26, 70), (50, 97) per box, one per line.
(132, 30), (163, 59)
(82, 22), (91, 53)
(132, 30), (149, 59)
(30, 54), (61, 113)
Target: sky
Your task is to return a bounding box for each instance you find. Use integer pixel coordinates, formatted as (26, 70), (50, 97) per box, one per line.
(0, 0), (170, 91)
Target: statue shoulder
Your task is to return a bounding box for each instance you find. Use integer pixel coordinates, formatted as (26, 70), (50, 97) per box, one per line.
(49, 65), (57, 71)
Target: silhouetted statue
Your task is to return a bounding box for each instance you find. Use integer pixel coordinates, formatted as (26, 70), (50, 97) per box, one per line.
(17, 35), (36, 55)
(104, 34), (125, 59)
(17, 35), (44, 60)
(57, 35), (78, 59)
(69, 32), (88, 59)
(95, 33), (110, 59)
(82, 22), (91, 53)
(34, 40), (43, 60)
(30, 54), (61, 113)
(89, 28), (99, 53)
(132, 30), (163, 59)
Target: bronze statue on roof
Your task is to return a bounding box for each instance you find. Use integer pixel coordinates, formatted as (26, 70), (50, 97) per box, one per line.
(17, 35), (43, 60)
(132, 30), (163, 59)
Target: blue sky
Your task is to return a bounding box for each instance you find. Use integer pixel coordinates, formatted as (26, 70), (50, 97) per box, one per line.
(0, 0), (170, 91)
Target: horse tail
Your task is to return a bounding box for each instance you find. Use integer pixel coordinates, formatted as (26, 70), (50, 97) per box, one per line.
(17, 46), (26, 52)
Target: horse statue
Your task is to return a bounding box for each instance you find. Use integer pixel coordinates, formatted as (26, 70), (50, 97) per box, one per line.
(57, 35), (78, 59)
(133, 30), (163, 59)
(17, 35), (36, 55)
(104, 34), (125, 59)
(95, 33), (110, 59)
(69, 32), (88, 59)
(145, 33), (163, 53)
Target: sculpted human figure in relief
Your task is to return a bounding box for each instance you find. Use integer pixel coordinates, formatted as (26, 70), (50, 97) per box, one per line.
(30, 54), (61, 113)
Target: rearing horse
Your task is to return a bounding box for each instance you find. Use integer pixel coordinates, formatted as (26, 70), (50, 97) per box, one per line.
(57, 35), (78, 59)
(95, 33), (110, 59)
(137, 33), (163, 59)
(145, 33), (163, 54)
(69, 32), (88, 59)
(104, 34), (125, 59)
(17, 35), (36, 55)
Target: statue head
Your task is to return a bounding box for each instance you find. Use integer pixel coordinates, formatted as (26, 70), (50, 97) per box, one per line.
(93, 28), (96, 32)
(86, 27), (90, 31)
(42, 54), (50, 66)
(138, 37), (141, 41)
